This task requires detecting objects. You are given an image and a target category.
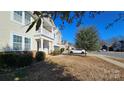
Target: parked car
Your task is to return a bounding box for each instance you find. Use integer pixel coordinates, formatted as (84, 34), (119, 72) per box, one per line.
(98, 49), (107, 52)
(70, 49), (87, 54)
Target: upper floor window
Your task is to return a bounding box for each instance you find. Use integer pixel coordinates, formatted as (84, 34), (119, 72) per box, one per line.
(25, 12), (31, 25)
(24, 37), (31, 51)
(13, 35), (22, 51)
(13, 11), (22, 23)
(54, 34), (55, 38)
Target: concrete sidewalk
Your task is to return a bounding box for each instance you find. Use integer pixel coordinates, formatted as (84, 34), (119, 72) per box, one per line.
(89, 53), (124, 69)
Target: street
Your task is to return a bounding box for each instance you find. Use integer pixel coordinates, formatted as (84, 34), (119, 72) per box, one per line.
(92, 51), (124, 58)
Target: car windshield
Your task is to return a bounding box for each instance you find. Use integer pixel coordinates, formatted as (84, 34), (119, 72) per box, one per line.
(76, 49), (82, 50)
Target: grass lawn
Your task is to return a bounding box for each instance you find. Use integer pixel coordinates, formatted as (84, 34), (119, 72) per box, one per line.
(0, 60), (76, 81)
(48, 55), (124, 80)
(0, 55), (124, 81)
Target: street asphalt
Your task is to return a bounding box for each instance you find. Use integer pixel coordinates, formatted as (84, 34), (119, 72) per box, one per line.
(91, 51), (124, 59)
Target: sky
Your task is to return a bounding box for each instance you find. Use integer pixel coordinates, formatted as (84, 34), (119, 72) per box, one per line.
(54, 11), (124, 44)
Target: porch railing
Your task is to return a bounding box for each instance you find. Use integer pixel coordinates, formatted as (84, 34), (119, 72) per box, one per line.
(36, 27), (54, 39)
(42, 28), (54, 39)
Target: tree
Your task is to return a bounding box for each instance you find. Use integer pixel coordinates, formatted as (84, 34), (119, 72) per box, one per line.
(105, 13), (124, 29)
(26, 11), (124, 32)
(106, 35), (124, 45)
(106, 36), (124, 51)
(26, 11), (103, 33)
(75, 26), (100, 51)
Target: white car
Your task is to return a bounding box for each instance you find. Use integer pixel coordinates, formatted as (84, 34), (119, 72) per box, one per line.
(70, 49), (87, 54)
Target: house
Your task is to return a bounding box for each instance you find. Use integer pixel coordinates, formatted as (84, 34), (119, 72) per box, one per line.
(61, 40), (69, 50)
(53, 28), (62, 49)
(61, 40), (74, 50)
(0, 11), (61, 54)
(112, 40), (124, 51)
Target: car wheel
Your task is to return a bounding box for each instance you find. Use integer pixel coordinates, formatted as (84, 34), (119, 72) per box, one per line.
(81, 52), (84, 54)
(70, 51), (73, 54)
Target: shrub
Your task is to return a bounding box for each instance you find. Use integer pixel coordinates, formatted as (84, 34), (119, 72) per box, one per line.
(19, 51), (33, 67)
(0, 51), (33, 68)
(60, 48), (64, 53)
(0, 53), (7, 68)
(0, 52), (17, 68)
(17, 53), (33, 67)
(51, 49), (61, 56)
(35, 51), (46, 61)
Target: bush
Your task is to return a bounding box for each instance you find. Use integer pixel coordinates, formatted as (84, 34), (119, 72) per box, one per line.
(35, 51), (46, 61)
(0, 53), (17, 68)
(51, 49), (61, 56)
(17, 53), (33, 67)
(60, 48), (64, 53)
(0, 51), (33, 68)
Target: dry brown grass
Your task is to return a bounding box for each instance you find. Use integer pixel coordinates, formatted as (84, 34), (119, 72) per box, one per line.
(0, 60), (77, 81)
(49, 55), (124, 80)
(1, 55), (124, 81)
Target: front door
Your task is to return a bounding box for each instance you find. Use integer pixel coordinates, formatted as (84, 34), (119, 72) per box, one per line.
(43, 40), (49, 53)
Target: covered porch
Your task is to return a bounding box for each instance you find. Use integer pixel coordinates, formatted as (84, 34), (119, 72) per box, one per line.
(36, 38), (54, 54)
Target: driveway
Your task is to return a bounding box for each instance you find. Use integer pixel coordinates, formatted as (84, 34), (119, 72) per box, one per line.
(49, 55), (124, 80)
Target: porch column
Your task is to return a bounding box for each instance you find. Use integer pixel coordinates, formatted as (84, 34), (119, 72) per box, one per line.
(49, 41), (54, 53)
(41, 38), (43, 51)
(51, 27), (54, 38)
(48, 41), (51, 53)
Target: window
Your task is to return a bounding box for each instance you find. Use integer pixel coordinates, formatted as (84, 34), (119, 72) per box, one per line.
(13, 35), (22, 51)
(54, 34), (55, 38)
(13, 11), (22, 23)
(25, 37), (31, 51)
(25, 12), (31, 24)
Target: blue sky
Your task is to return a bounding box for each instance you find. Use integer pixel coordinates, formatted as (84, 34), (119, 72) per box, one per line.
(54, 12), (124, 44)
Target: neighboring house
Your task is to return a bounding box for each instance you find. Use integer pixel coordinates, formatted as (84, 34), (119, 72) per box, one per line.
(61, 40), (74, 50)
(0, 11), (61, 54)
(61, 40), (69, 50)
(53, 28), (62, 49)
(69, 44), (75, 50)
(112, 40), (124, 51)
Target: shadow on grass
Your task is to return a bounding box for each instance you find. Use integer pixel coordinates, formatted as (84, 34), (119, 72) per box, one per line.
(0, 60), (78, 81)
